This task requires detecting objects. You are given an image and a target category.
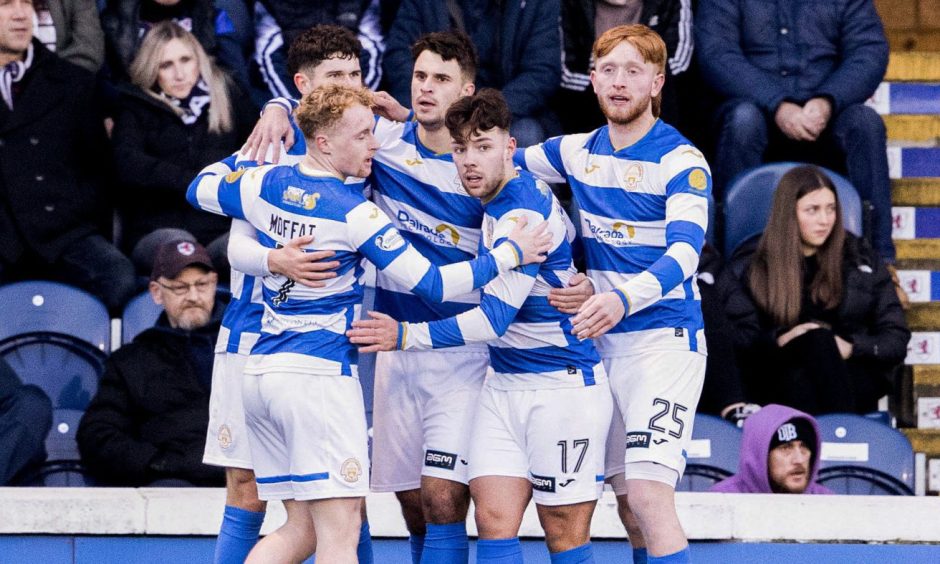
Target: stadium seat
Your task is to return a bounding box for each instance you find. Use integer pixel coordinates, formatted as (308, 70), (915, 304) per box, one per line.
(677, 414), (743, 492)
(0, 282), (110, 480)
(121, 291), (163, 344)
(816, 413), (915, 495)
(723, 162), (864, 257)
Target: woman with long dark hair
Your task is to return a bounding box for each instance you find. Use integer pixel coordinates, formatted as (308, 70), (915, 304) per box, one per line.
(739, 165), (909, 414)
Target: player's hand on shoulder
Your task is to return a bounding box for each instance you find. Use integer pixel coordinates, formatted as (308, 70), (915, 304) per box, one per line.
(268, 235), (340, 288)
(548, 272), (594, 314)
(243, 102), (295, 164)
(372, 91), (410, 122)
(507, 216), (552, 265)
(571, 291), (625, 340)
(347, 311), (401, 353)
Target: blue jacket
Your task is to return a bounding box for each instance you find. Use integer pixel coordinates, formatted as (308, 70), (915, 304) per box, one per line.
(695, 0), (888, 115)
(383, 0), (561, 118)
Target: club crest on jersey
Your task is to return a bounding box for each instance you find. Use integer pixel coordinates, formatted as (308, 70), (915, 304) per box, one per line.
(217, 424), (232, 450)
(375, 228), (405, 251)
(530, 474), (556, 493)
(282, 186), (321, 210)
(341, 458), (362, 482)
(688, 169), (707, 190)
(624, 163), (644, 189)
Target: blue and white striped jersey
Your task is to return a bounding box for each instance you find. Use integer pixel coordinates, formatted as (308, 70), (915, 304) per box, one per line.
(516, 120), (711, 356)
(370, 118), (487, 342)
(188, 158), (523, 377)
(402, 171), (602, 390)
(216, 119), (308, 355)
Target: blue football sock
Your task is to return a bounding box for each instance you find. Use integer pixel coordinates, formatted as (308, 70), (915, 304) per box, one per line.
(213, 505), (265, 564)
(410, 534), (426, 564)
(632, 547), (648, 564)
(648, 547), (690, 564)
(420, 522), (469, 564)
(550, 542), (594, 563)
(476, 538), (523, 564)
(357, 521), (374, 564)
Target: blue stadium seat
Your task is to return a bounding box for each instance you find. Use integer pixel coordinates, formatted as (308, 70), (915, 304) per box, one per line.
(677, 414), (742, 492)
(121, 291), (163, 344)
(815, 413), (915, 495)
(723, 162), (863, 257)
(0, 282), (110, 479)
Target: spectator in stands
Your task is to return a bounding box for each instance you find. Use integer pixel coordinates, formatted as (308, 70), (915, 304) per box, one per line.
(383, 0), (561, 147)
(253, 0), (384, 97)
(32, 0), (105, 73)
(554, 0), (693, 133)
(0, 0), (136, 314)
(736, 166), (910, 415)
(696, 0), (897, 268)
(112, 21), (255, 275)
(697, 243), (762, 426)
(77, 240), (225, 487)
(0, 358), (52, 485)
(711, 404), (832, 494)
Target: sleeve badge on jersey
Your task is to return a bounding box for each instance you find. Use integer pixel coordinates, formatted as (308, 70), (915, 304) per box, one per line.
(375, 227), (406, 251)
(225, 167), (247, 183)
(688, 169), (708, 190)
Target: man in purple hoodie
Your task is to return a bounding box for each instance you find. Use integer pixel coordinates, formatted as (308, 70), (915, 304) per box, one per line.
(711, 404), (833, 494)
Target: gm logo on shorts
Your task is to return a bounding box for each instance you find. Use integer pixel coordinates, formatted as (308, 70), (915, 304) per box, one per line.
(425, 449), (458, 470)
(625, 431), (652, 449)
(530, 474), (556, 493)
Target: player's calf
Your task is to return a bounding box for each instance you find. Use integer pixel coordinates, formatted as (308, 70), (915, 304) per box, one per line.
(421, 476), (471, 524)
(225, 467), (265, 512)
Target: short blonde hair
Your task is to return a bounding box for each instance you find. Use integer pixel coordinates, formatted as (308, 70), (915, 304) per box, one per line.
(295, 85), (374, 139)
(593, 24), (667, 117)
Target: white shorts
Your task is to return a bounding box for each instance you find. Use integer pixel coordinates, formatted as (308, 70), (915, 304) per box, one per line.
(203, 352), (252, 469)
(468, 369), (612, 506)
(604, 350), (705, 487)
(370, 349), (488, 491)
(242, 372), (369, 501)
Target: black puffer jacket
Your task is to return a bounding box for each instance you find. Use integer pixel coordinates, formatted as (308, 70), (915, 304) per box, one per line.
(734, 234), (910, 364)
(111, 80), (255, 251)
(77, 303), (226, 487)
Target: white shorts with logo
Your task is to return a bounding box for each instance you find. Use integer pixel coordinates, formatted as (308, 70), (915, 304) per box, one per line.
(371, 349), (488, 491)
(468, 367), (613, 506)
(604, 350), (706, 488)
(242, 371), (369, 501)
(203, 352), (252, 469)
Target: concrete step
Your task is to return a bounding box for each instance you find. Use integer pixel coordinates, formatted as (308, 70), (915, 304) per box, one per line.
(892, 207), (940, 239)
(888, 147), (940, 178)
(884, 115), (940, 143)
(896, 271), (940, 303)
(886, 52), (940, 81)
(870, 82), (940, 115)
(892, 179), (940, 206)
(896, 240), (940, 262)
(906, 303), (940, 331)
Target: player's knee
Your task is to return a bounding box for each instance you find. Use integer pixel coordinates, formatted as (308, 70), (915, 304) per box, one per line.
(622, 477), (676, 522)
(396, 489), (426, 535)
(422, 484), (470, 524)
(539, 505), (591, 552)
(473, 503), (517, 538)
(226, 468), (265, 511)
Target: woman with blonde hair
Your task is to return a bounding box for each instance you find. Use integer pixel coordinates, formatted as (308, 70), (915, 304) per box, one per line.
(112, 21), (254, 275)
(738, 165), (910, 415)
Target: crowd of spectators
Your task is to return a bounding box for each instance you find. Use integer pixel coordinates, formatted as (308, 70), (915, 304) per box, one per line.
(0, 0), (913, 483)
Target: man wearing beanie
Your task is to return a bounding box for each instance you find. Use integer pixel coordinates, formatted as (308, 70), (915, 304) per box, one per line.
(77, 240), (226, 487)
(710, 404), (833, 494)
